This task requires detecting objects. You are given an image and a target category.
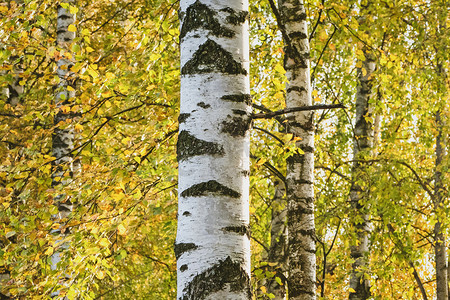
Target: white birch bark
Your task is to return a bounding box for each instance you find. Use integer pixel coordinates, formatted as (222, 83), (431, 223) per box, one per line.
(176, 0), (251, 299)
(349, 51), (375, 300)
(278, 0), (316, 299)
(50, 2), (76, 296)
(434, 110), (447, 300)
(267, 180), (288, 300)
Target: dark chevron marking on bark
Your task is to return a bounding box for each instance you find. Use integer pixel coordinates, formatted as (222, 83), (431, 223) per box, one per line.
(181, 256), (251, 300)
(279, 6), (307, 23)
(286, 86), (306, 94)
(221, 115), (251, 137)
(289, 287), (315, 298)
(221, 225), (250, 238)
(174, 242), (198, 260)
(177, 130), (224, 161)
(181, 180), (240, 198)
(182, 211), (191, 216)
(180, 1), (234, 39)
(241, 170), (250, 177)
(232, 109), (247, 116)
(197, 102), (211, 108)
(220, 7), (249, 25)
(178, 113), (191, 124)
(288, 31), (308, 40)
(221, 94), (252, 105)
(287, 206), (314, 218)
(181, 39), (247, 75)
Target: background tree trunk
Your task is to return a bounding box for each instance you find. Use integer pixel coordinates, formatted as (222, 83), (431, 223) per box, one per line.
(278, 0), (316, 299)
(349, 49), (376, 300)
(50, 2), (76, 296)
(434, 110), (447, 300)
(176, 1), (251, 299)
(267, 180), (288, 300)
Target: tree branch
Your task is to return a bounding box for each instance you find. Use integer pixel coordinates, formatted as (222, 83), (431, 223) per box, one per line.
(252, 103), (345, 119)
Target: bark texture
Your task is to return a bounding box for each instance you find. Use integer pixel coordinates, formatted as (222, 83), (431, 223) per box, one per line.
(176, 0), (251, 299)
(349, 51), (376, 300)
(267, 180), (288, 300)
(278, 0), (316, 299)
(434, 111), (447, 300)
(50, 3), (76, 297)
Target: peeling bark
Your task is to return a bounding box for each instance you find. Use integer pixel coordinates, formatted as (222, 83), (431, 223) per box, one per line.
(176, 0), (251, 299)
(278, 0), (316, 299)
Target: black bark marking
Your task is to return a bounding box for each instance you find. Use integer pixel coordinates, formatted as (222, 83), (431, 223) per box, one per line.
(181, 180), (240, 198)
(221, 225), (250, 238)
(180, 264), (188, 272)
(279, 6), (307, 23)
(288, 31), (308, 40)
(182, 211), (192, 216)
(232, 109), (247, 116)
(286, 86), (306, 94)
(174, 242), (198, 260)
(197, 102), (211, 109)
(180, 1), (234, 39)
(181, 39), (247, 75)
(220, 7), (249, 25)
(178, 113), (191, 124)
(181, 256), (251, 300)
(177, 130), (224, 161)
(221, 94), (251, 105)
(221, 115), (251, 137)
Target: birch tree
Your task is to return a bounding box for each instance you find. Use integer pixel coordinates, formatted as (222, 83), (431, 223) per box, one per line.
(176, 0), (251, 298)
(50, 2), (77, 293)
(277, 0), (316, 298)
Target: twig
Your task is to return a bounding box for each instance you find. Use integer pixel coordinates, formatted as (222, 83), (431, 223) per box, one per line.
(252, 103), (345, 119)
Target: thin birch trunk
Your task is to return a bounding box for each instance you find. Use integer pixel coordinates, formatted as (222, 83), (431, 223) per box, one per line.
(278, 0), (316, 299)
(434, 110), (447, 300)
(267, 180), (288, 300)
(50, 2), (76, 296)
(176, 1), (251, 298)
(349, 51), (375, 300)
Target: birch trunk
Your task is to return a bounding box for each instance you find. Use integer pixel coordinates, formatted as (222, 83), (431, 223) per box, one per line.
(176, 1), (251, 298)
(50, 2), (76, 295)
(278, 0), (316, 299)
(434, 110), (447, 300)
(349, 51), (375, 300)
(267, 180), (288, 300)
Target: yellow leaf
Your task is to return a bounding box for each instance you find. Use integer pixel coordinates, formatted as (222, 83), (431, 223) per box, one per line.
(249, 206), (256, 214)
(312, 90), (318, 97)
(274, 64), (285, 74)
(87, 68), (99, 79)
(117, 224), (127, 236)
(86, 46), (94, 53)
(45, 247), (54, 256)
(69, 5), (78, 14)
(260, 286), (267, 293)
(96, 270), (105, 280)
(67, 24), (76, 32)
(0, 6), (8, 13)
(67, 86), (75, 92)
(74, 123), (83, 132)
(99, 238), (109, 247)
(105, 72), (115, 80)
(349, 288), (356, 293)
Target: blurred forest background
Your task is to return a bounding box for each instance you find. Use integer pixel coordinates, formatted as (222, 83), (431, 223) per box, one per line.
(0, 0), (448, 299)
